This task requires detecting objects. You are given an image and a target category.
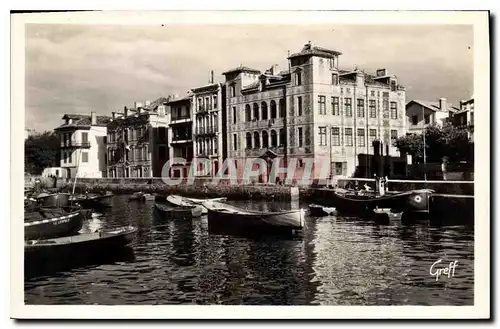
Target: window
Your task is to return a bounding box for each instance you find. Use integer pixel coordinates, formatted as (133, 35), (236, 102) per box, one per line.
(391, 130), (398, 143)
(246, 132), (252, 149)
(253, 132), (260, 148)
(245, 104), (251, 122)
(279, 129), (285, 147)
(63, 152), (67, 164)
(369, 129), (377, 144)
(391, 80), (396, 92)
(382, 100), (389, 118)
(412, 115), (418, 125)
(230, 85), (236, 97)
(297, 96), (303, 116)
(318, 95), (326, 115)
(82, 152), (89, 163)
(319, 127), (327, 146)
(345, 98), (352, 117)
(390, 102), (398, 119)
(332, 97), (339, 115)
(271, 130), (278, 147)
(369, 100), (377, 118)
(357, 129), (365, 147)
(253, 104), (260, 121)
(270, 101), (277, 119)
(262, 131), (269, 148)
(345, 128), (353, 146)
(232, 107), (237, 124)
(81, 132), (88, 144)
(370, 90), (375, 97)
(332, 73), (339, 85)
(262, 102), (268, 120)
(335, 162), (344, 175)
(331, 127), (340, 146)
(425, 115), (431, 124)
(297, 127), (303, 147)
(296, 72), (302, 86)
(357, 99), (364, 117)
(213, 95), (217, 109)
(279, 99), (286, 118)
(233, 133), (238, 150)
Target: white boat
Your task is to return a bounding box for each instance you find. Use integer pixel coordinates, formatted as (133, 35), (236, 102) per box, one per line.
(165, 195), (227, 215)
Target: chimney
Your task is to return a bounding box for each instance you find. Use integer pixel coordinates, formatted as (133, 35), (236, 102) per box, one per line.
(211, 70), (214, 84)
(112, 112), (116, 120)
(124, 106), (129, 117)
(439, 98), (447, 111)
(91, 111), (97, 125)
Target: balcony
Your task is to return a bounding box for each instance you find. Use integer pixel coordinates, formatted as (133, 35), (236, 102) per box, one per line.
(170, 115), (192, 125)
(196, 106), (211, 115)
(60, 141), (91, 148)
(171, 135), (193, 145)
(195, 125), (218, 136)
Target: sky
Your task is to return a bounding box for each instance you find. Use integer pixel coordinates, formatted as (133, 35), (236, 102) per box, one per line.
(25, 24), (474, 132)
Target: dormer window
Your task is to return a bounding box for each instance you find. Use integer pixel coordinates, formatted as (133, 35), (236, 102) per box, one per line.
(332, 73), (339, 85)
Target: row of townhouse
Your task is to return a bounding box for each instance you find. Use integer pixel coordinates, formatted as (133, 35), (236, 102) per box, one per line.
(52, 42), (473, 181)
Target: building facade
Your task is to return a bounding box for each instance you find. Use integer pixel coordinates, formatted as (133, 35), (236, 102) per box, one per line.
(223, 42), (407, 182)
(406, 98), (458, 134)
(454, 96), (474, 142)
(106, 98), (169, 178)
(54, 112), (111, 179)
(191, 80), (225, 177)
(166, 95), (194, 178)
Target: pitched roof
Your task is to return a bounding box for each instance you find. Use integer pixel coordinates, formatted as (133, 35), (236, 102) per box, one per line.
(407, 100), (459, 113)
(55, 114), (112, 130)
(222, 65), (261, 76)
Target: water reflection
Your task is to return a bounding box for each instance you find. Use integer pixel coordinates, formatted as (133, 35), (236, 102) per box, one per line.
(25, 195), (474, 306)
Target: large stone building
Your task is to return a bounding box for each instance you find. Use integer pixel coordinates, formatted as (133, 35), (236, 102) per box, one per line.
(54, 112), (111, 179)
(405, 98), (459, 134)
(191, 77), (225, 177)
(223, 42), (407, 183)
(106, 98), (169, 178)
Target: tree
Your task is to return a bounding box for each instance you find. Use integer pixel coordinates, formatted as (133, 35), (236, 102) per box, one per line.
(394, 123), (472, 163)
(25, 131), (60, 174)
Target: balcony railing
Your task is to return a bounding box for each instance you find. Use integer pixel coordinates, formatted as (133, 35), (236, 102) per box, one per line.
(171, 135), (193, 143)
(195, 125), (218, 135)
(60, 141), (91, 148)
(171, 114), (191, 122)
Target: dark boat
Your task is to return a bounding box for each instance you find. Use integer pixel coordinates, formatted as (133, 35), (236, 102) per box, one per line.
(24, 208), (84, 240)
(25, 226), (137, 264)
(36, 193), (70, 208)
(372, 208), (403, 223)
(153, 203), (203, 219)
(70, 191), (114, 209)
(204, 201), (304, 235)
(308, 204), (337, 217)
(129, 192), (155, 202)
(326, 188), (434, 216)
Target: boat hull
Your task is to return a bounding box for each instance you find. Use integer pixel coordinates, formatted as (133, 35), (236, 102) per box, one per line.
(37, 193), (70, 208)
(154, 203), (203, 219)
(308, 204), (337, 217)
(205, 201), (304, 235)
(71, 193), (114, 209)
(24, 210), (84, 240)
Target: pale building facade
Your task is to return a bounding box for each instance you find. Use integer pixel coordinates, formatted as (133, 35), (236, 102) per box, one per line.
(192, 80), (225, 177)
(454, 96), (474, 142)
(406, 98), (458, 134)
(223, 42), (407, 183)
(55, 112), (111, 179)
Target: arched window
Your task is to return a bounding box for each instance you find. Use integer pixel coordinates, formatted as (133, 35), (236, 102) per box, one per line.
(279, 128), (286, 146)
(246, 132), (252, 149)
(279, 98), (286, 117)
(271, 130), (278, 147)
(270, 100), (277, 119)
(253, 103), (259, 121)
(261, 101), (268, 120)
(262, 131), (269, 148)
(245, 104), (251, 122)
(206, 138), (211, 154)
(253, 132), (260, 148)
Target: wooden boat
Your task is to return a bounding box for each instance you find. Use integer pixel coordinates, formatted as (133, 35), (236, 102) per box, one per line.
(153, 203), (203, 219)
(24, 208), (84, 240)
(166, 195), (227, 215)
(325, 188), (434, 216)
(25, 226), (137, 262)
(372, 208), (403, 222)
(70, 191), (114, 208)
(36, 193), (70, 208)
(129, 192), (155, 202)
(204, 201), (304, 235)
(308, 204), (337, 217)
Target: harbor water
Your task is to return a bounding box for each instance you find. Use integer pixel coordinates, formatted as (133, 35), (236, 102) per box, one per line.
(24, 195), (474, 305)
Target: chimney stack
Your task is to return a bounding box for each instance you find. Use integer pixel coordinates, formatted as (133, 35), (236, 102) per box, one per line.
(124, 106), (129, 117)
(211, 70), (214, 84)
(112, 112), (116, 120)
(91, 111), (97, 125)
(439, 98), (447, 110)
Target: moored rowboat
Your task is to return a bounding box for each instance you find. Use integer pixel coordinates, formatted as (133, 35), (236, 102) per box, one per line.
(308, 204), (337, 217)
(24, 209), (84, 240)
(203, 201), (304, 235)
(153, 203), (203, 219)
(166, 195), (227, 215)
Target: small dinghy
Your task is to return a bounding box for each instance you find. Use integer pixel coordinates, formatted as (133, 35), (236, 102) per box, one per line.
(129, 192), (156, 202)
(153, 203), (203, 220)
(372, 208), (403, 223)
(308, 204), (337, 217)
(70, 191), (114, 209)
(166, 195), (227, 215)
(204, 201), (304, 235)
(25, 226), (137, 262)
(24, 208), (85, 240)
